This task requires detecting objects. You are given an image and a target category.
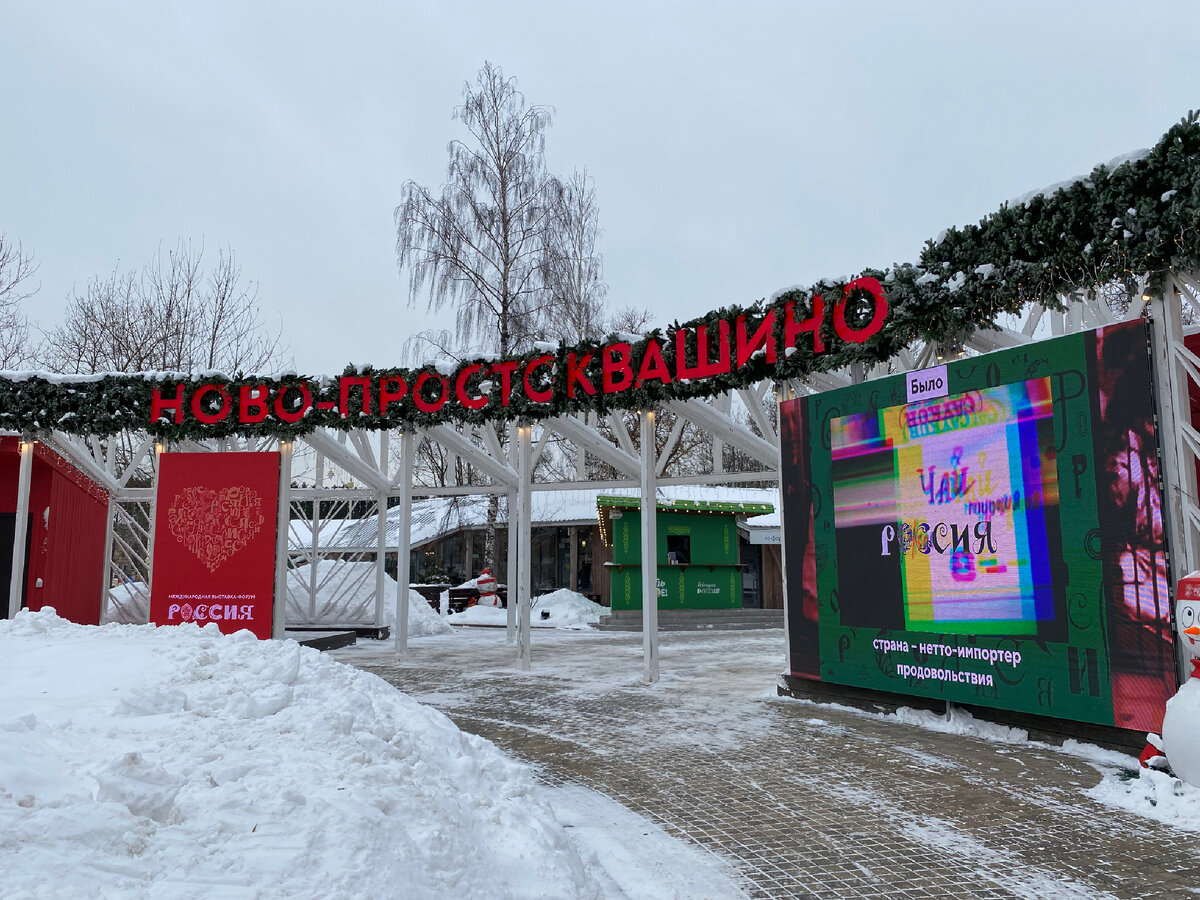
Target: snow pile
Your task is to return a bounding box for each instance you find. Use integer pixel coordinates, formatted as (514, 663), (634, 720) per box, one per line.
(402, 586), (454, 636)
(287, 559), (451, 636)
(0, 609), (599, 898)
(891, 706), (1028, 744)
(533, 589), (607, 629)
(1087, 765), (1200, 832)
(1082, 680), (1200, 829)
(102, 581), (150, 625)
(885, 704), (1200, 831)
(450, 590), (605, 630)
(450, 605), (510, 627)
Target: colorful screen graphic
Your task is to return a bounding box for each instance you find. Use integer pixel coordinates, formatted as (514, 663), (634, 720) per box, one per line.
(830, 380), (1062, 637)
(780, 320), (1177, 732)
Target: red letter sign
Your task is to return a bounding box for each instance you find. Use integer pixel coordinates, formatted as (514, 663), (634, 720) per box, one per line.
(834, 277), (889, 342)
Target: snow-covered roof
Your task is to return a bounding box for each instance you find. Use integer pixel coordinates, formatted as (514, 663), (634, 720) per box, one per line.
(742, 510), (781, 529)
(598, 494), (774, 515)
(290, 485), (779, 551)
(288, 516), (359, 549)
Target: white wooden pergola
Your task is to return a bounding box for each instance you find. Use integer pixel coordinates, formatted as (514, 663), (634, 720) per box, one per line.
(7, 276), (1200, 683)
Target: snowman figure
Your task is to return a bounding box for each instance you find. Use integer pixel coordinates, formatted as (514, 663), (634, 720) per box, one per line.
(1158, 595), (1200, 785)
(475, 569), (501, 608)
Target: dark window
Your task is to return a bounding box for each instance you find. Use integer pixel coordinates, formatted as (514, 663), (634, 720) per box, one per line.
(667, 534), (690, 565)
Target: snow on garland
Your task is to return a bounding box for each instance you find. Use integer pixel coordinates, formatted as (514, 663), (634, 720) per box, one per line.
(2, 110), (1198, 440)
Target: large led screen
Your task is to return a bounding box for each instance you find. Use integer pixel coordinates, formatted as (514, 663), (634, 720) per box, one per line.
(780, 320), (1176, 731)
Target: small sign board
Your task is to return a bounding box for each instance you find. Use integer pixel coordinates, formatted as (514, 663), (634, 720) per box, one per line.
(747, 529), (782, 545)
(906, 364), (948, 403)
(149, 452), (280, 639)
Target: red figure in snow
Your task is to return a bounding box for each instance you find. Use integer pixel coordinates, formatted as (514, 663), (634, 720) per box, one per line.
(476, 569), (501, 608)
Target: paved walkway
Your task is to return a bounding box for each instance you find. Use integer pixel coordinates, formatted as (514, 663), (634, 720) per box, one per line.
(338, 628), (1200, 899)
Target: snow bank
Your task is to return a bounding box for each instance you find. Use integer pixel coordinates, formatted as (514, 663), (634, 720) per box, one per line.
(891, 705), (1028, 744)
(450, 590), (605, 630)
(0, 609), (598, 898)
(450, 605), (511, 627)
(288, 559), (452, 636)
(1087, 766), (1200, 832)
(533, 589), (607, 629)
(818, 696), (1200, 833)
(102, 581), (150, 625)
(401, 586), (454, 636)
(1069, 687), (1200, 831)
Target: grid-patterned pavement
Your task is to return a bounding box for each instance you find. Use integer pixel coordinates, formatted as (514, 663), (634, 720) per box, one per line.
(341, 628), (1200, 899)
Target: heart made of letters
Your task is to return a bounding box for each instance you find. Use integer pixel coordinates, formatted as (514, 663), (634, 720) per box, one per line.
(168, 486), (266, 573)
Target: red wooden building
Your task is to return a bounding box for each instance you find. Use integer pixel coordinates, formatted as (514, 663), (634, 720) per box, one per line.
(0, 436), (109, 624)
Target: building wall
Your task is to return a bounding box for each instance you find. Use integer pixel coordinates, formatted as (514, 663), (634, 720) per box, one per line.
(762, 544), (784, 610)
(592, 533), (612, 606)
(411, 523), (602, 599)
(0, 438), (109, 624)
(607, 508), (743, 610)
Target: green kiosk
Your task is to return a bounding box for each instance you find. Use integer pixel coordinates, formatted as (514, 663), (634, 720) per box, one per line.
(597, 495), (775, 610)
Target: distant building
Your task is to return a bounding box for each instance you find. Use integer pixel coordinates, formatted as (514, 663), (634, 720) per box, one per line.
(597, 494), (775, 611)
(291, 486), (781, 608)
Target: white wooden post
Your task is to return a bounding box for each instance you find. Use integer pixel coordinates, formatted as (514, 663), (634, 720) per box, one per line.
(377, 431), (390, 635)
(1150, 275), (1200, 581)
(272, 440), (293, 640)
(310, 451), (322, 618)
(516, 423), (532, 670)
(506, 486), (518, 643)
(394, 429), (414, 657)
(713, 393), (728, 474)
(775, 381), (794, 674)
(640, 410), (659, 683)
(8, 437), (33, 619)
(98, 492), (115, 622)
(374, 489), (387, 633)
(506, 422), (518, 643)
(145, 442), (162, 603)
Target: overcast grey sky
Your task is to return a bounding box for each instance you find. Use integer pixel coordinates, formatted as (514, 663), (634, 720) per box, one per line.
(2, 1), (1197, 374)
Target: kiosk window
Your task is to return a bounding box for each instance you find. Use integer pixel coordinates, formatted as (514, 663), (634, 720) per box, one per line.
(667, 534), (690, 565)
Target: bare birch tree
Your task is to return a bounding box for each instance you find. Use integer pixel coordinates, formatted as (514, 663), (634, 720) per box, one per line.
(397, 62), (600, 574)
(39, 242), (287, 374)
(395, 61), (560, 358)
(541, 169), (607, 344)
(0, 234), (37, 368)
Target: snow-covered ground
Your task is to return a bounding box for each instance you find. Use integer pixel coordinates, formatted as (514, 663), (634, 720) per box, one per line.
(7, 604), (1200, 899)
(450, 589), (606, 630)
(795, 696), (1200, 833)
(1071, 739), (1200, 832)
(0, 609), (744, 899)
(345, 623), (1200, 840)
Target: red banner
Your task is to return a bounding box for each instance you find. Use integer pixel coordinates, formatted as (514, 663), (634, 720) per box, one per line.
(149, 452), (280, 639)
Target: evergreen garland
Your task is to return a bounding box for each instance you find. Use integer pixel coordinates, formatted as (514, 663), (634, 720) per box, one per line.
(4, 111), (1198, 440)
